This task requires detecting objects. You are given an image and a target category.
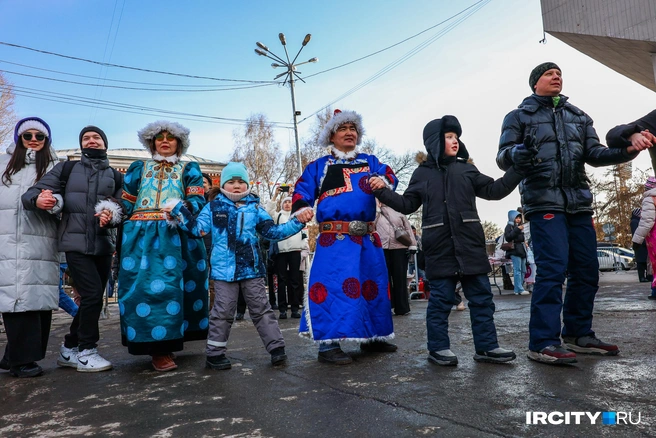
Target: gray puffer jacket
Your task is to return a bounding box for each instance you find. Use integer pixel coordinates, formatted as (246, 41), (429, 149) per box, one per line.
(22, 152), (122, 255)
(0, 144), (61, 312)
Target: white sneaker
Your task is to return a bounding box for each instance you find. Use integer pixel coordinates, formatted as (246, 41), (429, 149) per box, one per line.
(76, 348), (113, 373)
(57, 345), (79, 368)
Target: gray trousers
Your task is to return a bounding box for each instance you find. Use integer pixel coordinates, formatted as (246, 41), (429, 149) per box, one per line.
(207, 278), (284, 356)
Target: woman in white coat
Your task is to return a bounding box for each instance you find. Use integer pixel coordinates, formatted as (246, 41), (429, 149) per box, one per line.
(0, 117), (61, 377)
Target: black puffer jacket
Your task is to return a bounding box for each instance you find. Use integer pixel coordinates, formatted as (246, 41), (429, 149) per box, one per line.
(606, 109), (656, 172)
(375, 116), (523, 279)
(497, 94), (637, 217)
(22, 153), (122, 256)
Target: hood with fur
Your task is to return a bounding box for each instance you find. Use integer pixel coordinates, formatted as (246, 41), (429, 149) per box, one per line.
(137, 120), (190, 155)
(422, 115), (469, 167)
(507, 209), (522, 224)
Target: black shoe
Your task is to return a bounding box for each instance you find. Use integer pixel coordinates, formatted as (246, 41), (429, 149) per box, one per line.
(360, 341), (398, 353)
(648, 295), (656, 300)
(473, 348), (516, 363)
(428, 351), (458, 366)
(271, 304), (279, 310)
(0, 356), (9, 371)
(318, 348), (353, 365)
(279, 311), (288, 320)
(235, 313), (245, 321)
(206, 354), (231, 370)
(10, 362), (43, 378)
(291, 311), (301, 319)
(270, 347), (287, 366)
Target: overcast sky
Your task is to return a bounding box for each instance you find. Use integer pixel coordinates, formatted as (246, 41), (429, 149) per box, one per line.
(1, 0), (655, 228)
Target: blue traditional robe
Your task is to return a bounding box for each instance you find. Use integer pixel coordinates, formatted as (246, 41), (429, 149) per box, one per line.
(118, 159), (208, 355)
(293, 152), (398, 342)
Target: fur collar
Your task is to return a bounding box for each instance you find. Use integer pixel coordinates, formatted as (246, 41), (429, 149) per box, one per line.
(152, 153), (180, 164)
(330, 146), (358, 161)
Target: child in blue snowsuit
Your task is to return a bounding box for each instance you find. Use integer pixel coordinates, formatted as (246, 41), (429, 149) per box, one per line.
(164, 162), (314, 370)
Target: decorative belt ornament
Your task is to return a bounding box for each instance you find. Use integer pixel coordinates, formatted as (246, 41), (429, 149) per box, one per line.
(320, 221), (374, 236)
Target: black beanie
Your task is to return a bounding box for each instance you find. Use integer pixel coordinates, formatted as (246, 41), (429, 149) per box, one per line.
(529, 62), (561, 91)
(79, 126), (108, 149)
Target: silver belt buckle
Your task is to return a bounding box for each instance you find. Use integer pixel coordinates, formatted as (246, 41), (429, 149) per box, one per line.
(348, 221), (368, 236)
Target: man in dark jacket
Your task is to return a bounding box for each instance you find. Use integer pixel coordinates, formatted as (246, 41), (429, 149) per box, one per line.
(372, 115), (525, 366)
(23, 126), (122, 373)
(497, 62), (649, 365)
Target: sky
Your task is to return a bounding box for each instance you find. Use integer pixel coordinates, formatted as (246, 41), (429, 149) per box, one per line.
(1, 0), (655, 228)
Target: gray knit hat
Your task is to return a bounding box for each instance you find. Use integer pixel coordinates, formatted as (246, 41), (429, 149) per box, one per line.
(529, 62), (561, 91)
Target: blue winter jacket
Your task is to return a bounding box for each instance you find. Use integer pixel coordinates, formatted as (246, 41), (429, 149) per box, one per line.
(171, 193), (304, 282)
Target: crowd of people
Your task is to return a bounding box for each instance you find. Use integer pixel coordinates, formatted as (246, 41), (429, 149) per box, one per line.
(1, 62), (655, 378)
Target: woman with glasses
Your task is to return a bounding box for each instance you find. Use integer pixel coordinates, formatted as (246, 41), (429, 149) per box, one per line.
(115, 121), (208, 372)
(0, 117), (62, 377)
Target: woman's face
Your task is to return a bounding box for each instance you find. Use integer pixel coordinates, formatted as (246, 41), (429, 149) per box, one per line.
(154, 131), (178, 157)
(21, 129), (47, 152)
(282, 200), (292, 211)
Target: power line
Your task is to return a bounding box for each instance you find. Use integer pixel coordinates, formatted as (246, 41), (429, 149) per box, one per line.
(0, 69), (277, 92)
(1, 84), (294, 128)
(0, 59), (270, 87)
(299, 0), (489, 124)
(0, 40), (277, 84)
(303, 0), (487, 80)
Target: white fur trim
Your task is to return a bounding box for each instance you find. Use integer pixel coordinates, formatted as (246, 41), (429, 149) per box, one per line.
(330, 146), (358, 160)
(162, 198), (183, 227)
(17, 120), (49, 138)
(152, 153), (180, 164)
(94, 199), (123, 225)
(318, 110), (365, 147)
(137, 120), (190, 155)
(290, 206), (312, 220)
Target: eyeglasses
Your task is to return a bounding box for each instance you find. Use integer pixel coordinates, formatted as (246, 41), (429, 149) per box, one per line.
(155, 133), (176, 141)
(22, 133), (46, 142)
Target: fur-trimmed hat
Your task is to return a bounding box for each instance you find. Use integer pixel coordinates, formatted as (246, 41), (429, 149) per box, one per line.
(137, 120), (190, 155)
(318, 109), (365, 147)
(529, 62), (561, 91)
(220, 162), (249, 188)
(645, 176), (656, 191)
(14, 117), (51, 145)
(282, 196), (292, 204)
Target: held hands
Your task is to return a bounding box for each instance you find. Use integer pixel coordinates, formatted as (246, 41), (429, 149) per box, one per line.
(368, 176), (386, 190)
(627, 130), (655, 153)
(95, 209), (113, 227)
(295, 209), (314, 224)
(160, 204), (175, 222)
(36, 189), (57, 210)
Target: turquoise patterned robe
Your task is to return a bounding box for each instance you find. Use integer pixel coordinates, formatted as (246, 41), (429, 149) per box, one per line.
(118, 159), (208, 355)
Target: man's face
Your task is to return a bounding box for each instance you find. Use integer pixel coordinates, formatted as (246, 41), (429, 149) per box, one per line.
(330, 123), (358, 152)
(534, 68), (562, 96)
(81, 131), (105, 149)
(443, 132), (459, 157)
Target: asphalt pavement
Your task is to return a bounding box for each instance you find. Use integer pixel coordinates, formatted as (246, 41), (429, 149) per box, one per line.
(0, 270), (654, 437)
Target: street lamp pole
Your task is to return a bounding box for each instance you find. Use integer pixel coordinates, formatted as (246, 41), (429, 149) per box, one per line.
(255, 33), (317, 176)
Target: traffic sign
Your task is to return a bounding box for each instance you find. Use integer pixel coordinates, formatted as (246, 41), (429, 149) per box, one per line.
(602, 223), (615, 234)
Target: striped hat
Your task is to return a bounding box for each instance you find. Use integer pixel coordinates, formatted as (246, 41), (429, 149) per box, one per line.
(645, 177), (656, 190)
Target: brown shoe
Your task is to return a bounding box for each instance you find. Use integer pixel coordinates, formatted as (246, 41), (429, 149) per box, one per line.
(152, 354), (178, 372)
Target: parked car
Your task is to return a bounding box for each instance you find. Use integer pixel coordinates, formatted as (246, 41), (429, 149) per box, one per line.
(597, 249), (635, 271)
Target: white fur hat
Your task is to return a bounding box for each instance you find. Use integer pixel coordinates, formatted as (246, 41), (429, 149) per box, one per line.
(282, 196), (292, 204)
(318, 109), (365, 147)
(137, 120), (190, 155)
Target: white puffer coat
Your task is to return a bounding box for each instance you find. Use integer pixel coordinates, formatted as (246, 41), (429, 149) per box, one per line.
(0, 144), (61, 313)
(633, 187), (656, 245)
(266, 201), (307, 253)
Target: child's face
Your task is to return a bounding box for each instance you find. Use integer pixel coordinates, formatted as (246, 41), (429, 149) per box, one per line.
(223, 178), (248, 193)
(443, 132), (459, 157)
(515, 215), (522, 224)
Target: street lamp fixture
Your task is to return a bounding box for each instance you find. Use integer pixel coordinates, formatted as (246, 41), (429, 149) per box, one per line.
(255, 33), (317, 176)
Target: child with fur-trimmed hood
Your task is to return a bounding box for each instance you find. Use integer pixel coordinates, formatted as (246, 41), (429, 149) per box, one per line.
(371, 115), (527, 366)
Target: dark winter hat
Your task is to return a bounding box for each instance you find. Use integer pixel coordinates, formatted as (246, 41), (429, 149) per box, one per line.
(529, 62), (561, 91)
(201, 173), (212, 187)
(79, 126), (108, 149)
(14, 117), (51, 145)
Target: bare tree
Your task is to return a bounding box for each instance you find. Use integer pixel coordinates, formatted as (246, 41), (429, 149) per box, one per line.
(230, 114), (285, 200)
(482, 221), (503, 240)
(0, 72), (17, 152)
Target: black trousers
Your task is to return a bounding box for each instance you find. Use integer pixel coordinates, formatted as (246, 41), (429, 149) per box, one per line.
(2, 311), (52, 366)
(267, 260), (277, 306)
(384, 248), (410, 315)
(276, 251), (302, 312)
(637, 262), (647, 281)
(64, 252), (112, 352)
